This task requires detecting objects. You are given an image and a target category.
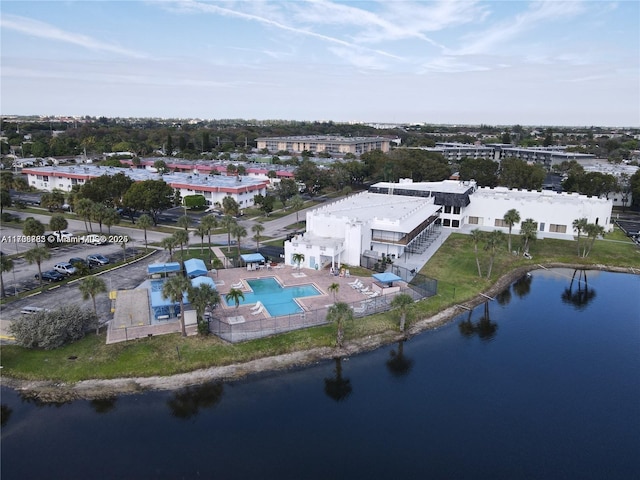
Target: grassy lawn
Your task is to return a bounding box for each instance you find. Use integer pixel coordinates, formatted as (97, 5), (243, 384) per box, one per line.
(3, 227), (638, 382)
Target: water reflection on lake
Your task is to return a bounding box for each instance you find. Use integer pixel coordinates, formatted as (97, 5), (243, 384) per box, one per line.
(2, 269), (639, 479)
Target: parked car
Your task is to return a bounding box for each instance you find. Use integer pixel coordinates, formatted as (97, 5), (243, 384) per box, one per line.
(52, 230), (74, 240)
(35, 270), (65, 282)
(53, 262), (77, 276)
(87, 254), (110, 267)
(84, 234), (108, 245)
(21, 306), (47, 315)
(69, 257), (91, 269)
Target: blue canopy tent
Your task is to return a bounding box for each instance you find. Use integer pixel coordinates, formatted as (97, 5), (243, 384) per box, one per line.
(184, 258), (208, 278)
(148, 262), (181, 277)
(191, 276), (216, 290)
(372, 272), (402, 286)
(241, 253), (265, 270)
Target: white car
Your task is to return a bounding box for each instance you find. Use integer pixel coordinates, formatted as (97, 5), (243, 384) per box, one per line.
(84, 234), (108, 245)
(53, 262), (77, 276)
(52, 230), (74, 240)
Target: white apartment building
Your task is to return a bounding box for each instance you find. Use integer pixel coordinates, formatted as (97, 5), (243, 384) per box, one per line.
(284, 179), (613, 269)
(21, 165), (269, 209)
(255, 135), (391, 155)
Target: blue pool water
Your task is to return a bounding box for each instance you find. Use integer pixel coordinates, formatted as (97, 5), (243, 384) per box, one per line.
(225, 277), (321, 316)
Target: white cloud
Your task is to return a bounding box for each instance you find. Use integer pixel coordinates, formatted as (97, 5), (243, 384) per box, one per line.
(0, 14), (148, 59)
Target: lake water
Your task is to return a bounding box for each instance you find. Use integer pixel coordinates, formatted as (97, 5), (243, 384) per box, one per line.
(2, 269), (639, 479)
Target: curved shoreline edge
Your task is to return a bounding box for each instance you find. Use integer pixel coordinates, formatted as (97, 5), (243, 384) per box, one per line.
(2, 263), (637, 403)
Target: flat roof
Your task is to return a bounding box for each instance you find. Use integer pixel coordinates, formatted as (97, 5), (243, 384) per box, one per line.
(473, 186), (611, 205)
(371, 179), (475, 195)
(256, 135), (389, 144)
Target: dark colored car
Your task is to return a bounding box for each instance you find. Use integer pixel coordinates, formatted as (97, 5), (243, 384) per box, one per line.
(69, 257), (91, 270)
(35, 270), (65, 282)
(87, 254), (110, 267)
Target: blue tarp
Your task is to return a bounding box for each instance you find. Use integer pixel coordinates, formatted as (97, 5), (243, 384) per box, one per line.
(372, 272), (402, 284)
(184, 258), (208, 278)
(191, 276), (216, 290)
(148, 262), (181, 275)
(241, 253), (265, 263)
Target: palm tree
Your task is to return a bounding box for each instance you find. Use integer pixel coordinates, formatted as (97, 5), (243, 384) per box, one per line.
(137, 214), (153, 251)
(201, 214), (218, 261)
(0, 255), (14, 299)
(583, 223), (605, 258)
(225, 288), (245, 309)
(24, 246), (51, 287)
(232, 223), (247, 257)
(49, 213), (68, 237)
(484, 230), (504, 280)
(520, 218), (538, 254)
(188, 283), (220, 335)
(91, 203), (107, 233)
(173, 230), (189, 262)
(470, 229), (484, 277)
(503, 208), (521, 253)
(177, 214), (192, 232)
(572, 217), (588, 256)
(78, 276), (107, 332)
(328, 282), (339, 301)
(290, 195), (304, 225)
(251, 223), (265, 252)
(326, 302), (353, 348)
(103, 207), (120, 234)
(75, 198), (94, 232)
(193, 224), (208, 254)
(162, 275), (191, 337)
(292, 252), (305, 271)
(221, 215), (237, 253)
(390, 293), (414, 332)
(161, 236), (177, 261)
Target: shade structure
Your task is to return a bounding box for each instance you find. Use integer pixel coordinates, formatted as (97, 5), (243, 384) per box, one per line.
(241, 253), (265, 264)
(191, 276), (216, 290)
(148, 262), (181, 275)
(149, 278), (189, 320)
(184, 258), (208, 278)
(372, 272), (402, 284)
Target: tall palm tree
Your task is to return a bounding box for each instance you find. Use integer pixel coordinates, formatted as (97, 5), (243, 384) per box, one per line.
(290, 195), (304, 225)
(91, 203), (107, 233)
(221, 215), (236, 253)
(103, 207), (120, 234)
(520, 218), (538, 254)
(177, 214), (192, 232)
(75, 198), (94, 232)
(201, 214), (218, 261)
(470, 229), (484, 277)
(49, 213), (68, 237)
(503, 208), (521, 253)
(251, 223), (265, 252)
(193, 224), (208, 254)
(78, 276), (107, 332)
(328, 282), (339, 301)
(583, 223), (605, 258)
(326, 302), (353, 348)
(24, 246), (51, 287)
(292, 252), (305, 271)
(137, 213), (154, 251)
(188, 283), (220, 335)
(390, 293), (414, 332)
(484, 230), (504, 280)
(572, 217), (588, 256)
(0, 255), (14, 299)
(225, 288), (245, 309)
(162, 275), (191, 337)
(173, 230), (189, 262)
(161, 236), (177, 261)
(232, 223), (247, 257)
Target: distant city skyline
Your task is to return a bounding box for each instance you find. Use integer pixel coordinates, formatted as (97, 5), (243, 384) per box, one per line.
(1, 1), (639, 127)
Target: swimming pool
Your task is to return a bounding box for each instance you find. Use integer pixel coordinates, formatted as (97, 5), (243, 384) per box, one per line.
(225, 277), (321, 316)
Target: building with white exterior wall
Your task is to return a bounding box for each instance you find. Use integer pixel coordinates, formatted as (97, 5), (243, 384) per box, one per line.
(256, 135), (391, 155)
(21, 165), (269, 210)
(284, 179), (613, 269)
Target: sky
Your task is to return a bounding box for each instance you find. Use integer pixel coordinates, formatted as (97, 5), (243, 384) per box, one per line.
(1, 0), (639, 127)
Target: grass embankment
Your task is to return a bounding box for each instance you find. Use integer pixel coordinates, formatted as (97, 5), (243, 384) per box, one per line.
(2, 230), (639, 382)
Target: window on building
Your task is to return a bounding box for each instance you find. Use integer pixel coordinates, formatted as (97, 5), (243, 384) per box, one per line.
(444, 206), (452, 213)
(443, 219), (451, 227)
(549, 224), (566, 233)
(494, 219), (506, 227)
(468, 216), (479, 225)
(453, 206), (461, 214)
(452, 220), (460, 228)
(43, 176), (49, 182)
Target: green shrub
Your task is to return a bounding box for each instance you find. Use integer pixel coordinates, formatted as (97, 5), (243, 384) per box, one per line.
(10, 305), (98, 350)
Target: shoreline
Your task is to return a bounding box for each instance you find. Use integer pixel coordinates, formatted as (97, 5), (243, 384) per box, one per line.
(2, 263), (636, 403)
